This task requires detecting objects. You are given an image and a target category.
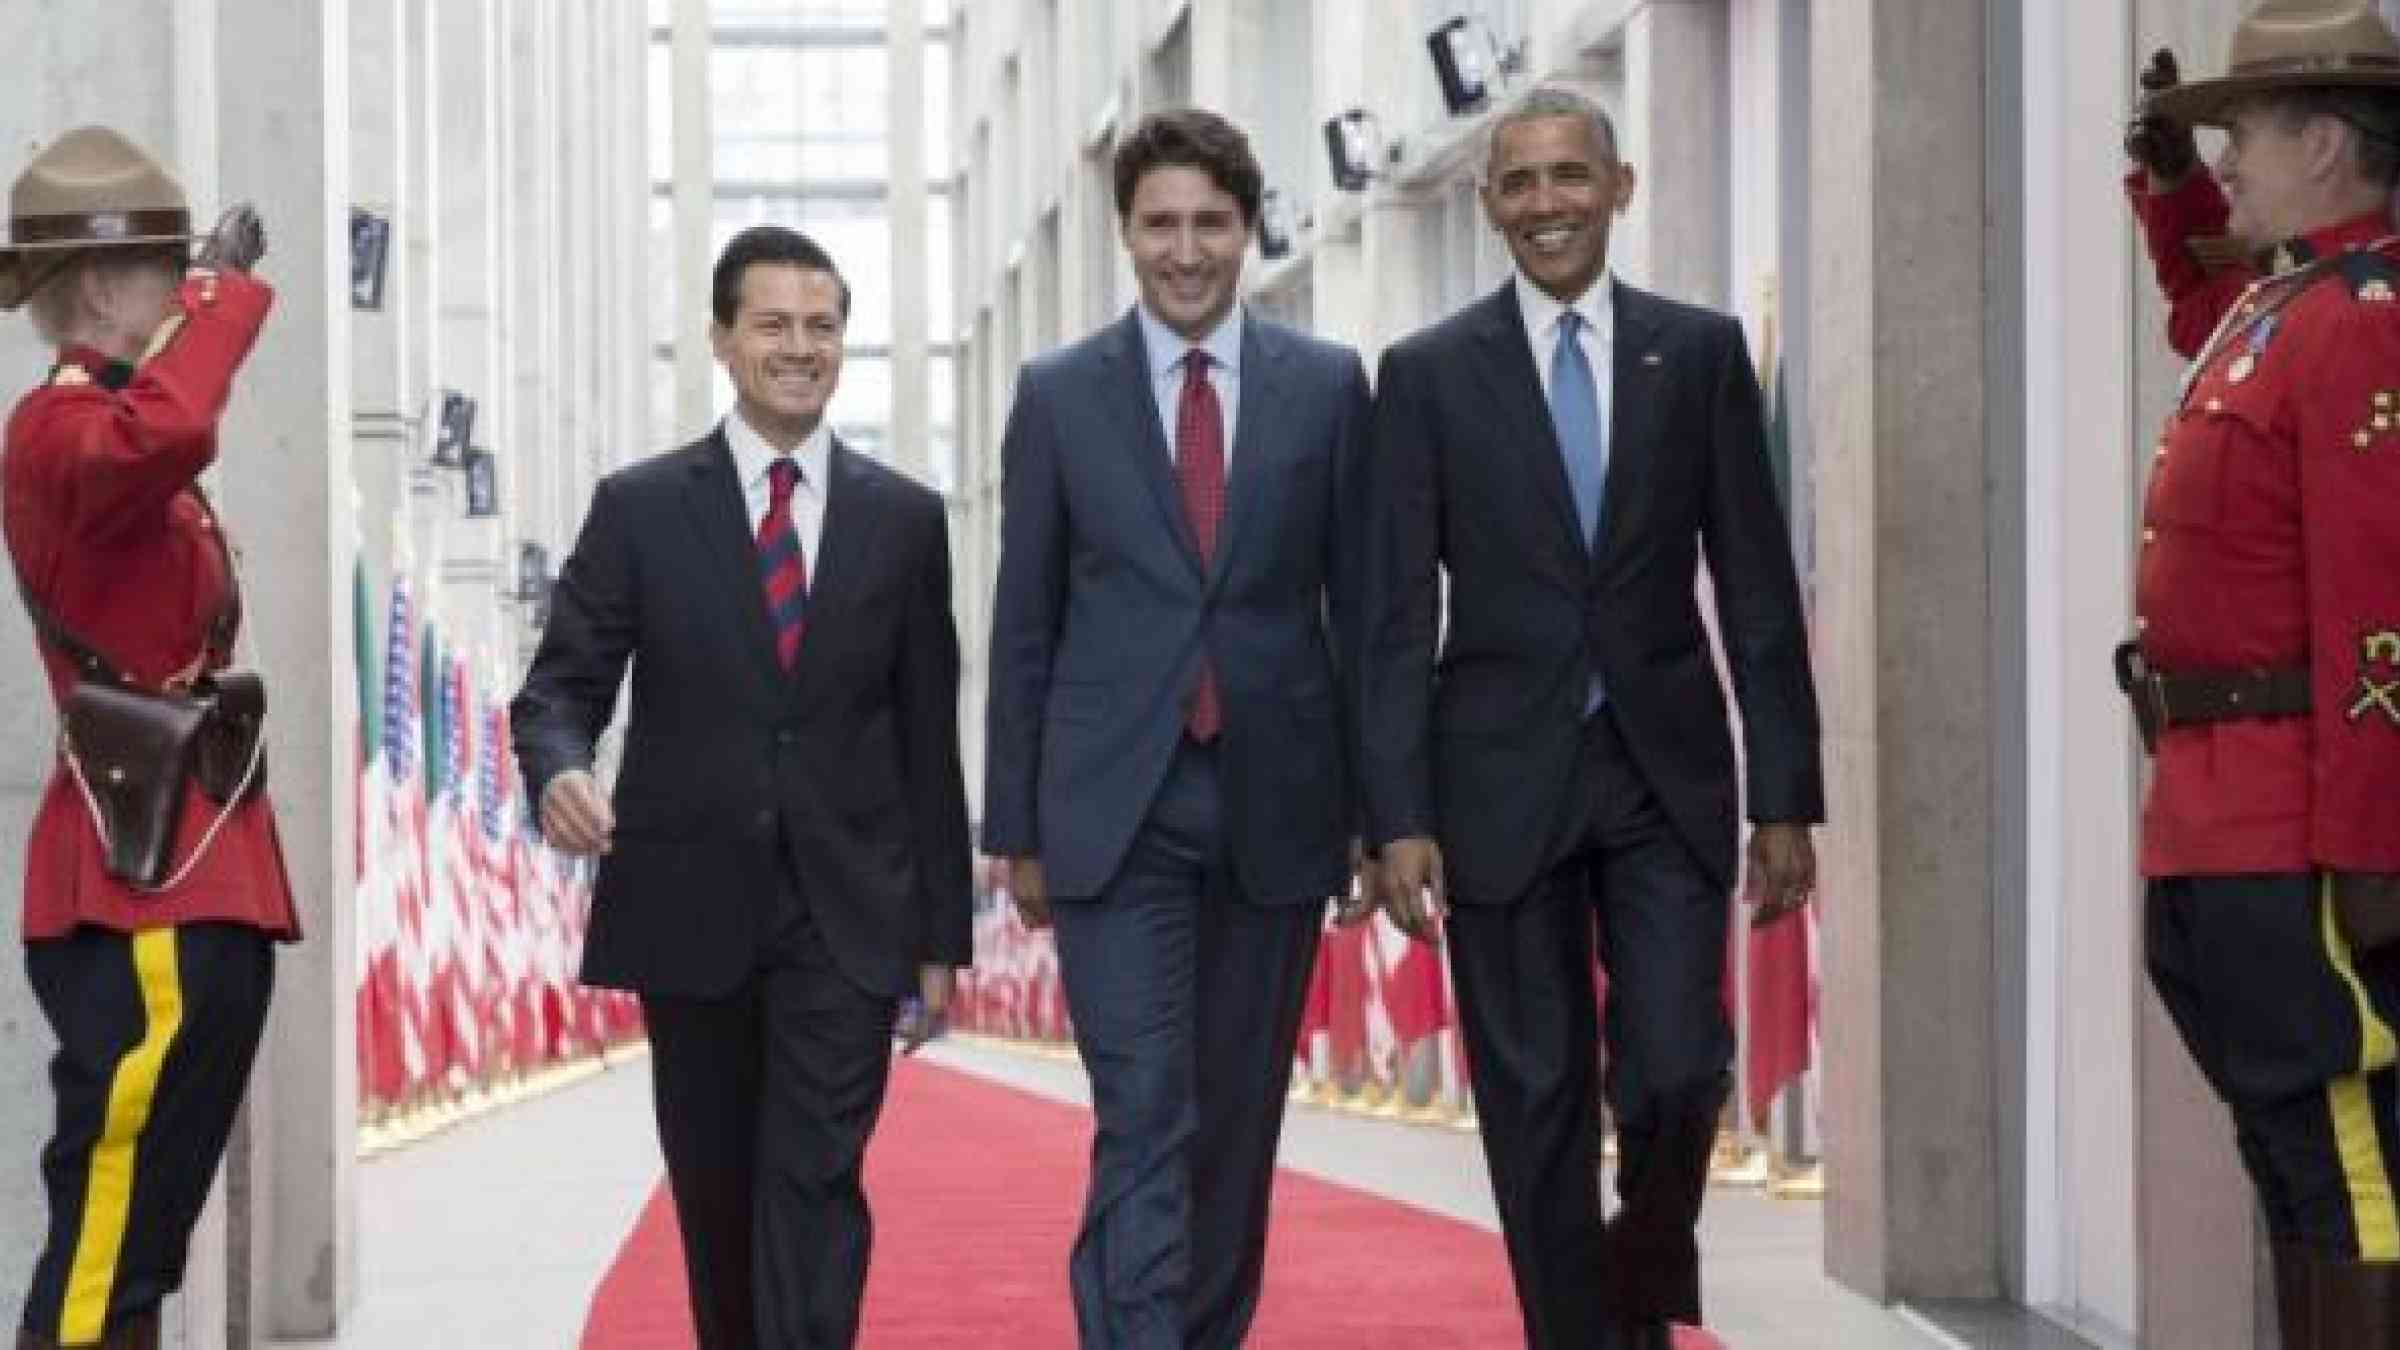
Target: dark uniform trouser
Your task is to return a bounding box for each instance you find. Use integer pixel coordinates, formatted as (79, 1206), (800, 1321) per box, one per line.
(1445, 711), (1735, 1350)
(20, 923), (274, 1347)
(2147, 874), (2400, 1261)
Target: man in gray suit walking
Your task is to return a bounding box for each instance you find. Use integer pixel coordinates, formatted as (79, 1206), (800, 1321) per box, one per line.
(981, 108), (1372, 1349)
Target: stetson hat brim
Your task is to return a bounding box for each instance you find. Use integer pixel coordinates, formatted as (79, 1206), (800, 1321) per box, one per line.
(2149, 64), (2400, 127)
(0, 229), (194, 311)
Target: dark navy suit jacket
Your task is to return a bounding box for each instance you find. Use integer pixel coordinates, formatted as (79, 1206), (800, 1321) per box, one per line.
(982, 308), (1371, 903)
(1361, 280), (1824, 903)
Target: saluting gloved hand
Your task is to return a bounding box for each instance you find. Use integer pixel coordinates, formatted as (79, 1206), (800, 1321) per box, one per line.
(194, 202), (267, 273)
(2124, 48), (2201, 189)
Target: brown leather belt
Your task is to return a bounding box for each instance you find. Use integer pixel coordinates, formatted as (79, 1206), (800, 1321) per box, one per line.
(2113, 642), (2311, 753)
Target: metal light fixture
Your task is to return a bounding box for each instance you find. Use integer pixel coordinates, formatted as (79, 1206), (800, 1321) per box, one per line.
(515, 542), (553, 627)
(432, 390), (476, 467)
(1259, 188), (1295, 260)
(348, 207), (390, 311)
(1323, 109), (1383, 193)
(1428, 14), (1529, 117)
(462, 447), (500, 518)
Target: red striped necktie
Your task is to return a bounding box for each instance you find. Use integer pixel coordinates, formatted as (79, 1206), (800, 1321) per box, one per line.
(1175, 350), (1225, 742)
(758, 457), (809, 671)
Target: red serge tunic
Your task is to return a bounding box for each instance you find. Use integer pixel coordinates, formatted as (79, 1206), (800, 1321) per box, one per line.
(2, 268), (300, 940)
(2128, 197), (2400, 880)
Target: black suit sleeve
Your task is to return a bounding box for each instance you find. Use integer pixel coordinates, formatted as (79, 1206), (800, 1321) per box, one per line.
(1699, 319), (1825, 825)
(980, 368), (1064, 858)
(1360, 342), (1442, 847)
(510, 473), (638, 807)
(1326, 351), (1375, 840)
(895, 497), (974, 967)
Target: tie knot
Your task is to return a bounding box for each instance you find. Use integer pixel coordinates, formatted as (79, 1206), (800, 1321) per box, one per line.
(767, 456), (800, 503)
(1183, 349), (1211, 380)
(1557, 310), (1584, 340)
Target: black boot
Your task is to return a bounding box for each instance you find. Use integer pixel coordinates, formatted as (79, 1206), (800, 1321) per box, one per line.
(2306, 1257), (2400, 1349)
(2274, 1244), (2319, 1350)
(18, 1327), (60, 1350)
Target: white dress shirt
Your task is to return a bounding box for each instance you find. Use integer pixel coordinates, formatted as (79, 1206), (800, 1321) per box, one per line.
(1137, 302), (1243, 467)
(724, 407), (831, 571)
(1514, 270), (1615, 423)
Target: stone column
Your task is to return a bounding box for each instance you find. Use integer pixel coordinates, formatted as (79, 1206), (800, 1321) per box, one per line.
(892, 0), (930, 480)
(211, 0), (358, 1335)
(1812, 0), (2004, 1301)
(354, 0), (415, 605)
(1619, 0), (1729, 307)
(671, 0), (714, 442)
(434, 0), (505, 657)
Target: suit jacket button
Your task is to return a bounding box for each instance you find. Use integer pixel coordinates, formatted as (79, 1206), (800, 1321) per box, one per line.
(775, 728), (798, 746)
(753, 808), (775, 832)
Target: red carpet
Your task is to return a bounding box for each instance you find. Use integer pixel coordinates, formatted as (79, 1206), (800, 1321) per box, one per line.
(581, 1056), (1527, 1347)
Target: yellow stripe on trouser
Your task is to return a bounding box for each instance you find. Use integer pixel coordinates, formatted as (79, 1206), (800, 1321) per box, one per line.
(2320, 878), (2400, 1261)
(59, 928), (185, 1344)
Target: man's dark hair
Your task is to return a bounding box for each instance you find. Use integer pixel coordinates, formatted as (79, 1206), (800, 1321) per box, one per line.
(711, 225), (851, 327)
(1111, 109), (1265, 225)
(2265, 88), (2400, 189)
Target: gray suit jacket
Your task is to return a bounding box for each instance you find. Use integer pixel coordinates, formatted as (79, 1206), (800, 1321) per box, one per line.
(982, 308), (1371, 903)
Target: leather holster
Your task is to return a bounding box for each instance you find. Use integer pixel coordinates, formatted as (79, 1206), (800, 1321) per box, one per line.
(63, 680), (204, 889)
(191, 670), (266, 802)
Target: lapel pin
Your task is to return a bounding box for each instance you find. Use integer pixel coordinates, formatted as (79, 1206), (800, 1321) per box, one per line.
(1642, 351), (1663, 367)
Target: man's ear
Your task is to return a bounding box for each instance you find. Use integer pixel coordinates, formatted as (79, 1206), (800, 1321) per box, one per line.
(1612, 163), (1640, 216)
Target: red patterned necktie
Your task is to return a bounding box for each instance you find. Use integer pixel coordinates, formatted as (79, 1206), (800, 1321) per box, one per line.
(758, 457), (809, 671)
(1174, 350), (1225, 742)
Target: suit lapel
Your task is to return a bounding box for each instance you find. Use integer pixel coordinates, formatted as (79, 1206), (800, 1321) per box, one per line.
(1600, 281), (1666, 558)
(680, 429), (785, 695)
(1468, 284), (1586, 565)
(1102, 310), (1205, 577)
(1206, 315), (1279, 597)
(787, 436), (876, 696)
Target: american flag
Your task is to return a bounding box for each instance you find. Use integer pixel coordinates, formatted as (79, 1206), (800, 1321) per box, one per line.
(378, 578), (434, 1093)
(432, 652), (484, 1080)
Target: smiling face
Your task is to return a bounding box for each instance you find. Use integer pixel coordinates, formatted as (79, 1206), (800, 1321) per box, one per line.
(710, 262), (844, 447)
(1122, 165), (1251, 341)
(1481, 113), (1636, 306)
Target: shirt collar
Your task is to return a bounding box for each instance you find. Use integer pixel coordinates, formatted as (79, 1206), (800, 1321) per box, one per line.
(1137, 302), (1245, 382)
(2262, 210), (2397, 276)
(724, 405), (832, 494)
(1515, 270), (1615, 345)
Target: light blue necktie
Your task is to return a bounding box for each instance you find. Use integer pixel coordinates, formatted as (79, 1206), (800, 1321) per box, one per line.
(1549, 309), (1609, 712)
(1549, 310), (1607, 549)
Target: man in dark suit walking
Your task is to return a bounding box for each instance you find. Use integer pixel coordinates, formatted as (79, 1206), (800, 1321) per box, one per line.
(511, 226), (971, 1350)
(1363, 87), (1823, 1350)
(982, 109), (1372, 1349)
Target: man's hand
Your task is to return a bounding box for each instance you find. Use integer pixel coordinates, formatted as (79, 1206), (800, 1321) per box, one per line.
(1746, 824), (1817, 929)
(2124, 48), (2200, 190)
(1008, 856), (1051, 930)
(1378, 836), (1448, 941)
(2333, 872), (2400, 956)
(539, 769), (615, 856)
(896, 965), (955, 1054)
(1335, 841), (1380, 926)
(193, 202), (267, 273)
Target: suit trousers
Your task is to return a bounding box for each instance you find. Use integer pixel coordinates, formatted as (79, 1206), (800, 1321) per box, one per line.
(1445, 710), (1734, 1348)
(21, 923), (273, 1347)
(640, 876), (897, 1350)
(1050, 741), (1324, 1350)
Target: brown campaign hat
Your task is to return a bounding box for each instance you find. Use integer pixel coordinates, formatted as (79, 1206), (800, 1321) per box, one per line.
(0, 126), (195, 311)
(2149, 0), (2400, 126)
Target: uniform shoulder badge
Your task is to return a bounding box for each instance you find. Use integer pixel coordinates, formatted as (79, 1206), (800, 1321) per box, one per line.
(2335, 249), (2400, 301)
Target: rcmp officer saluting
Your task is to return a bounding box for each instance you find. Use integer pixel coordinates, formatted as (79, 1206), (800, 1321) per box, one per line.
(2123, 2), (2400, 1342)
(1, 128), (297, 1349)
